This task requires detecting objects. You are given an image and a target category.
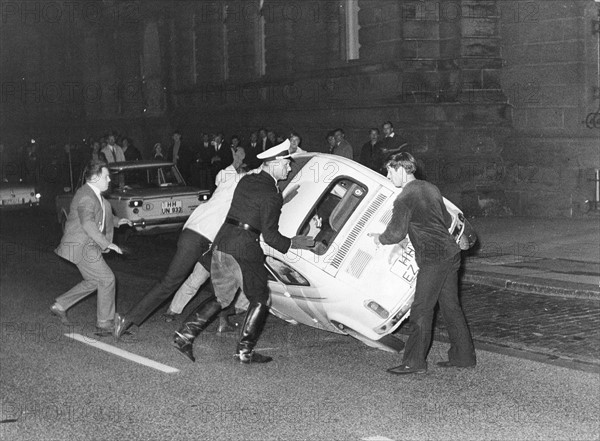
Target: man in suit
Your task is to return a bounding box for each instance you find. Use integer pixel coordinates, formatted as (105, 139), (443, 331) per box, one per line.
(373, 121), (408, 174)
(173, 140), (314, 364)
(171, 130), (194, 184)
(331, 128), (354, 159)
(51, 159), (132, 334)
(245, 131), (261, 169)
(359, 128), (381, 171)
(190, 133), (213, 189)
(101, 133), (126, 163)
(258, 128), (272, 152)
(209, 133), (233, 187)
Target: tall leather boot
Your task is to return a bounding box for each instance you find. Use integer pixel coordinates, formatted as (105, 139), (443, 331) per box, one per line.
(217, 305), (236, 334)
(173, 298), (221, 362)
(235, 302), (272, 364)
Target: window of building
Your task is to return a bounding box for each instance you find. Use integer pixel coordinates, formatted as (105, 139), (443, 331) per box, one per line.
(256, 0), (266, 76)
(222, 3), (229, 80)
(342, 0), (360, 61)
(191, 13), (198, 84)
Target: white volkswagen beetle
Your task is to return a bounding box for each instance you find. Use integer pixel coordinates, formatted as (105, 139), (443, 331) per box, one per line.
(261, 153), (469, 352)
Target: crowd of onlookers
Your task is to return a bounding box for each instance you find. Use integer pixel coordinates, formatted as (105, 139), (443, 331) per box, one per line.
(0, 121), (411, 192)
(169, 122), (411, 190)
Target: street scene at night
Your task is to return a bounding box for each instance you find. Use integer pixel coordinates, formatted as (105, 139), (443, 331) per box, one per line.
(1, 1), (600, 440)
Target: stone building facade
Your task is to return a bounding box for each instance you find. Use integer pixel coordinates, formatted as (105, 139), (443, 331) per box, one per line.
(1, 0), (598, 216)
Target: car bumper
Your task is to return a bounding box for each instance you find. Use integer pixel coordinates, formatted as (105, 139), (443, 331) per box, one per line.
(0, 200), (40, 209)
(129, 216), (188, 233)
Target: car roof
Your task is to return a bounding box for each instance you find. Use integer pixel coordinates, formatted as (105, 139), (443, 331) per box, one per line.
(108, 160), (174, 172)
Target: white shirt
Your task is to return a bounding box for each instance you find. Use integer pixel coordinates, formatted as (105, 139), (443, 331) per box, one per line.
(87, 182), (105, 232)
(183, 165), (245, 240)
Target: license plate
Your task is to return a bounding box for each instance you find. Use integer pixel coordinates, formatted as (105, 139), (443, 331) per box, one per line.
(161, 200), (182, 214)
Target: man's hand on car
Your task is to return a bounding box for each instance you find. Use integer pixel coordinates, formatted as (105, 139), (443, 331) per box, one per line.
(290, 235), (315, 250)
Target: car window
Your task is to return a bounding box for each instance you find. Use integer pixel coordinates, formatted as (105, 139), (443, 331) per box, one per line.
(265, 256), (310, 286)
(298, 177), (367, 256)
(111, 165), (182, 190)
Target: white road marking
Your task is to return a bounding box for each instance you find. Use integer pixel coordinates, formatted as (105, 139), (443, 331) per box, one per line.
(362, 437), (395, 441)
(65, 333), (180, 373)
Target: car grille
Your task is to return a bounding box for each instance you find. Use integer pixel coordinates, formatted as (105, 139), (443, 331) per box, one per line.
(345, 249), (373, 279)
(331, 193), (387, 269)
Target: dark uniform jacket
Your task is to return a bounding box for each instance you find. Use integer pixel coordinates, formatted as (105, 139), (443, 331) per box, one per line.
(212, 170), (291, 301)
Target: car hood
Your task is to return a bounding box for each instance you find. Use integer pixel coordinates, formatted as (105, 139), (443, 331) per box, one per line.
(109, 186), (203, 199)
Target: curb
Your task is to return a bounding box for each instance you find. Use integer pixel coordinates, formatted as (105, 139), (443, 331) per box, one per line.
(462, 271), (600, 300)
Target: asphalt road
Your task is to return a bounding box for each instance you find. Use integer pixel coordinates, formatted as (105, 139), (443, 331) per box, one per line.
(1, 210), (599, 441)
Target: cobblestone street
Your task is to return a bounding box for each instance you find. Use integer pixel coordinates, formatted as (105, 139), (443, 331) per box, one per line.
(451, 283), (600, 366)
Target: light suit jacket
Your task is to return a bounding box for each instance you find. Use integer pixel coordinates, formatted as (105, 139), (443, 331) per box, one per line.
(55, 184), (120, 264)
(101, 145), (126, 163)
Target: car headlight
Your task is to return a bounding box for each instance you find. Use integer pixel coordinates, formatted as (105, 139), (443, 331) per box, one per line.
(35, 193), (41, 199)
(198, 193), (209, 201)
(129, 199), (143, 208)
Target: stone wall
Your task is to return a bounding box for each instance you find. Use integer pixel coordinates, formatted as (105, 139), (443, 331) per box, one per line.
(499, 0), (600, 216)
(2, 0), (597, 216)
(169, 0), (511, 217)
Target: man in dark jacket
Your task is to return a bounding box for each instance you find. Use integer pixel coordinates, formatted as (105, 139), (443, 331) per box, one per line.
(173, 140), (314, 364)
(371, 152), (475, 375)
(359, 127), (381, 170)
(373, 121), (408, 175)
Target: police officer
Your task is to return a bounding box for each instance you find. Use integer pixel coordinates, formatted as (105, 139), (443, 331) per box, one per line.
(173, 140), (314, 363)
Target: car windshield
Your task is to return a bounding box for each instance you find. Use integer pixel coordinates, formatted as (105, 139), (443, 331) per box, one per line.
(111, 165), (182, 190)
(298, 177), (367, 255)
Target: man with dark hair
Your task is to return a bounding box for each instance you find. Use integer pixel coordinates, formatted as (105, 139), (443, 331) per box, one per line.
(173, 140), (314, 364)
(51, 160), (132, 334)
(171, 130), (194, 183)
(289, 131), (306, 154)
(331, 128), (353, 159)
(209, 133), (233, 185)
(101, 133), (125, 163)
(372, 121), (408, 174)
(370, 152), (475, 375)
(359, 127), (381, 170)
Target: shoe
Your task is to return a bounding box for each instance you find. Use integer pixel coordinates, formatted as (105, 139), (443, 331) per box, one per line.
(162, 310), (178, 323)
(386, 364), (427, 375)
(437, 361), (476, 369)
(50, 304), (71, 325)
(235, 351), (273, 364)
(173, 332), (195, 362)
(94, 327), (113, 338)
(113, 313), (131, 339)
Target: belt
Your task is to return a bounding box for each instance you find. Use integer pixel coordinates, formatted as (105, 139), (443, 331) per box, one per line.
(225, 218), (261, 235)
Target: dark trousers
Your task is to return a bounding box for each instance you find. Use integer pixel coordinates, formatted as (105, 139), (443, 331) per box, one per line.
(127, 229), (211, 326)
(402, 253), (476, 369)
